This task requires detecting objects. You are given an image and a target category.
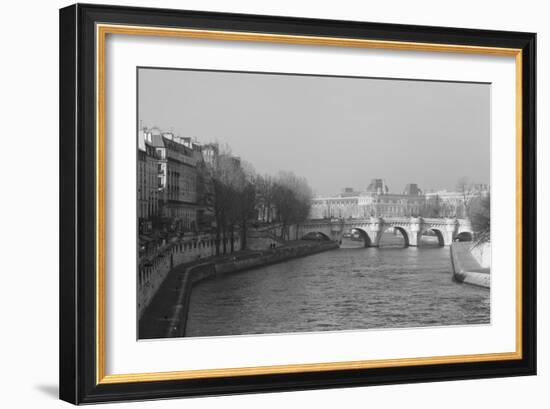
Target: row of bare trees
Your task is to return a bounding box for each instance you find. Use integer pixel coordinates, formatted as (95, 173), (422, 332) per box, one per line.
(258, 171), (313, 240)
(420, 177), (489, 219)
(205, 146), (312, 255)
(420, 195), (457, 218)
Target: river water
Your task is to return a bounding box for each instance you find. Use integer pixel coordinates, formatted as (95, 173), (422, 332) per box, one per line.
(185, 233), (490, 337)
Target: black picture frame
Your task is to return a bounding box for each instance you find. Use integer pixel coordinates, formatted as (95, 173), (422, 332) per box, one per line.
(60, 3), (536, 404)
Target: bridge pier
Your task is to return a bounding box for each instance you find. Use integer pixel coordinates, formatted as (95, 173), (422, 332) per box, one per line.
(407, 217), (422, 247)
(368, 217), (384, 247)
(443, 218), (459, 246)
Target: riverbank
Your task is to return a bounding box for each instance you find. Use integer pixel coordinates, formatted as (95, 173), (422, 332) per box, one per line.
(138, 239), (339, 339)
(450, 241), (491, 288)
(186, 237), (490, 337)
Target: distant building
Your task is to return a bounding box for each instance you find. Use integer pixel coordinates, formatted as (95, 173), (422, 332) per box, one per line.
(192, 144), (216, 230)
(310, 179), (424, 219)
(138, 129), (160, 233)
(309, 178), (488, 219)
(366, 178), (389, 195)
(201, 143), (219, 167)
(340, 187), (360, 197)
(403, 183), (422, 196)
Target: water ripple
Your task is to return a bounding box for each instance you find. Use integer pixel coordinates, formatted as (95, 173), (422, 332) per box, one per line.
(186, 236), (490, 337)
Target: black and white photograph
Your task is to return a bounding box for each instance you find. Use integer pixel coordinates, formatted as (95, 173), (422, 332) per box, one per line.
(1, 0), (543, 406)
(137, 68), (491, 339)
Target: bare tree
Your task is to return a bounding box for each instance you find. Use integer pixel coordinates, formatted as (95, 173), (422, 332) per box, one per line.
(206, 146), (242, 255)
(235, 160), (258, 251)
(421, 195), (442, 218)
(468, 192), (490, 241)
(272, 171), (313, 240)
(440, 200), (453, 218)
(202, 145), (261, 255)
(456, 176), (475, 218)
(255, 174), (276, 223)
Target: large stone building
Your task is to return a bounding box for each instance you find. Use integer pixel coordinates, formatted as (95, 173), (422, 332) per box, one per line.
(138, 127), (209, 233)
(201, 143), (219, 168)
(309, 179), (488, 219)
(150, 128), (199, 231)
(137, 133), (159, 232)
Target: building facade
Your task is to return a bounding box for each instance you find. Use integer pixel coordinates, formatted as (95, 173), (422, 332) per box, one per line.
(147, 128), (200, 232)
(138, 131), (160, 233)
(309, 179), (488, 219)
(138, 127), (215, 235)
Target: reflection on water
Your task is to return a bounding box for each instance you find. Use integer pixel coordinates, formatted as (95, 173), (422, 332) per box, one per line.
(185, 233), (490, 337)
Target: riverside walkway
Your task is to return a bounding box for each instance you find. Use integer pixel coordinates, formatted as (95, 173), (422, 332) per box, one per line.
(138, 240), (338, 339)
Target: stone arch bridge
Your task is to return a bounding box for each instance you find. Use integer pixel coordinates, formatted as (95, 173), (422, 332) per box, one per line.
(296, 217), (473, 247)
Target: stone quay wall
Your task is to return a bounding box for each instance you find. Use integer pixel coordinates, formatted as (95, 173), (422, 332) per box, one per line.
(470, 241), (491, 268)
(165, 240), (340, 337)
(138, 234), (241, 318)
(450, 241), (491, 289)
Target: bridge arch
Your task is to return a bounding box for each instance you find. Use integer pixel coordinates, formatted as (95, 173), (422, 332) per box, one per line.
(455, 231), (473, 242)
(421, 228), (445, 247)
(378, 226), (410, 248)
(302, 231), (331, 241)
(350, 228), (372, 247)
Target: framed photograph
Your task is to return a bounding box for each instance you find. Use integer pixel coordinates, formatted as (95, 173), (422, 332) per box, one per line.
(59, 3), (536, 404)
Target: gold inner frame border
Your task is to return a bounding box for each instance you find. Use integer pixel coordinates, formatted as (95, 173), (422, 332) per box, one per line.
(95, 23), (523, 385)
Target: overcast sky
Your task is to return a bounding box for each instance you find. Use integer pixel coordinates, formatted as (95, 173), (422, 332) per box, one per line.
(138, 68), (490, 196)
